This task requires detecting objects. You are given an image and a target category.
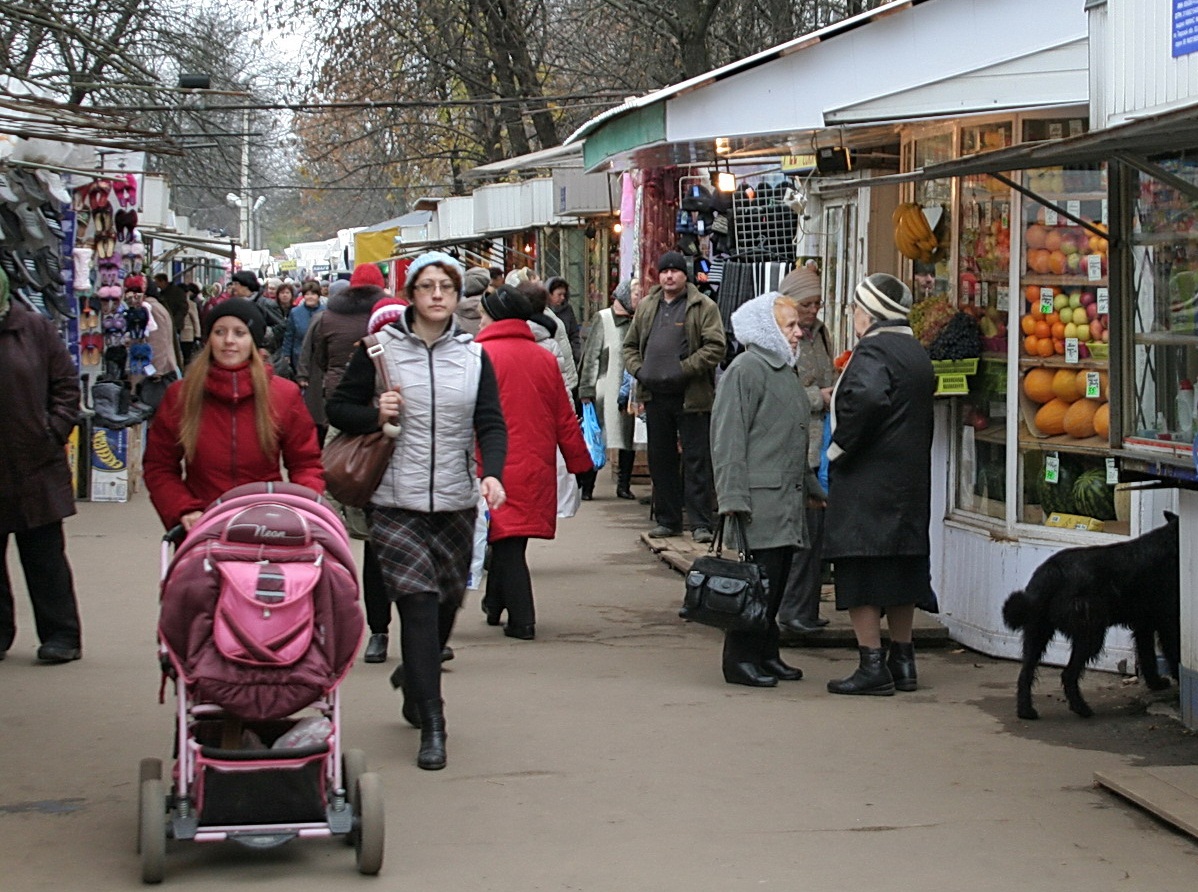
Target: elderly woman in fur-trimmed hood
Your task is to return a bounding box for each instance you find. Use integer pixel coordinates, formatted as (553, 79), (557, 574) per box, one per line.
(709, 291), (826, 689)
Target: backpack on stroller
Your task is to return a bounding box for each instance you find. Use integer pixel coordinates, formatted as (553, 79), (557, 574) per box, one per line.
(137, 482), (381, 883)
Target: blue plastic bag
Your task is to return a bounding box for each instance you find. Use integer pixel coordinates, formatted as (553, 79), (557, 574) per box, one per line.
(818, 413), (832, 491)
(581, 402), (606, 470)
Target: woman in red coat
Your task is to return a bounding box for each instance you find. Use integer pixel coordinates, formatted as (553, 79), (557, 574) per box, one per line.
(474, 285), (592, 640)
(144, 298), (324, 531)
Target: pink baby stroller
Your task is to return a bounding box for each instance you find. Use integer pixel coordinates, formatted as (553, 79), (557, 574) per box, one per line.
(137, 482), (381, 883)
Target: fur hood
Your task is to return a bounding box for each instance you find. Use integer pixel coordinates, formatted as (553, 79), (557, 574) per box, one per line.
(327, 284), (383, 316)
(731, 291), (798, 367)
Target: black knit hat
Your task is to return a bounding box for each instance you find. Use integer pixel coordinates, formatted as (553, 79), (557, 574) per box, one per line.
(480, 284), (533, 321)
(202, 297), (268, 347)
(656, 251), (688, 274)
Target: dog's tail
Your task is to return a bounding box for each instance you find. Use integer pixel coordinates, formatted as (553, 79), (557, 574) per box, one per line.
(1002, 589), (1032, 630)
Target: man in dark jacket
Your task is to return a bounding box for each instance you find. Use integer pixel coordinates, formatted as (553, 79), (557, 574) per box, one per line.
(0, 268), (84, 663)
(545, 276), (581, 367)
(622, 251), (726, 543)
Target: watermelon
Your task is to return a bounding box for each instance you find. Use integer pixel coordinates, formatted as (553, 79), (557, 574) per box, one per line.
(1038, 456), (1080, 516)
(1072, 468), (1117, 520)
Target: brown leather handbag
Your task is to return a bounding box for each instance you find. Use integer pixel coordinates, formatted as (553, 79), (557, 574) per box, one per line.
(322, 335), (398, 509)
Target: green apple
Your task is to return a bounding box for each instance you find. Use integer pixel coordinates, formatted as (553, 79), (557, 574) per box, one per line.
(1064, 322), (1080, 340)
(1068, 291), (1082, 308)
(1053, 293), (1070, 310)
(1058, 306), (1073, 324)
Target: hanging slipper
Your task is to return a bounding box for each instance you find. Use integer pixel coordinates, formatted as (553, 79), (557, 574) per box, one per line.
(88, 179), (112, 211)
(112, 173), (138, 209)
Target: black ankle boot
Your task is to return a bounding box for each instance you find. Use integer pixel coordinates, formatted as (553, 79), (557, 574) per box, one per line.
(417, 699), (447, 770)
(887, 641), (917, 692)
(760, 656), (803, 681)
(827, 647), (895, 696)
(723, 660), (778, 687)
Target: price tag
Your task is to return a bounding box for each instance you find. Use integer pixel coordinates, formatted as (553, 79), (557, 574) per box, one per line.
(144, 363), (157, 377)
(1101, 199), (1108, 225)
(1086, 254), (1103, 280)
(1066, 200), (1081, 218)
(1045, 452), (1060, 484)
(1044, 208), (1059, 226)
(1065, 337), (1079, 364)
(1096, 287), (1109, 314)
(996, 285), (1009, 312)
(1039, 288), (1056, 315)
(1069, 119), (1085, 137)
(1085, 371), (1101, 399)
(1106, 457), (1119, 484)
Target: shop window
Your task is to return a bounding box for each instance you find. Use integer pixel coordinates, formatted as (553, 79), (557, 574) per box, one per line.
(908, 133), (953, 299)
(1125, 161), (1198, 470)
(1015, 165), (1125, 534)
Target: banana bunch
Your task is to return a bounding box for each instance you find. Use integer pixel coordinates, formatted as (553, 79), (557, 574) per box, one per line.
(893, 202), (940, 263)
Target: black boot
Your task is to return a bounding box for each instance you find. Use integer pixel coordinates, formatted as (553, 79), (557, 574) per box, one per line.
(388, 664), (422, 728)
(887, 641), (917, 692)
(416, 699), (447, 770)
(827, 647), (895, 696)
(723, 661), (778, 687)
(760, 657), (803, 681)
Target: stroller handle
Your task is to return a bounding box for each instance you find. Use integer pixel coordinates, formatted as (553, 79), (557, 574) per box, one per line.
(161, 525), (186, 581)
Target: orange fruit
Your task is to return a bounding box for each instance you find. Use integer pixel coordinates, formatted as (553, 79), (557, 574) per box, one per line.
(1037, 338), (1055, 357)
(1020, 315), (1037, 336)
(1034, 321), (1050, 339)
(1023, 367), (1057, 403)
(1045, 312), (1060, 326)
(1048, 251), (1067, 275)
(1025, 285), (1041, 303)
(1051, 322), (1065, 339)
(1026, 224), (1048, 249)
(1024, 335), (1039, 355)
(1044, 229), (1063, 252)
(1053, 338), (1065, 355)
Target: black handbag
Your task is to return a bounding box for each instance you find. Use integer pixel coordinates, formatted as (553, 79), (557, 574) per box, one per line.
(680, 514), (769, 632)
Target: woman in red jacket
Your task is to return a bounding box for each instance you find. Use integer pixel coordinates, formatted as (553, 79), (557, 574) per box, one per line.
(475, 285), (592, 640)
(144, 298), (324, 531)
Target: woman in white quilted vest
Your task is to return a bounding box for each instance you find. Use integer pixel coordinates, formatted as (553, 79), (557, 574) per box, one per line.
(326, 251), (508, 771)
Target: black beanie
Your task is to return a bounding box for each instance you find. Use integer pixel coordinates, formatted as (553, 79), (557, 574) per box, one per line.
(481, 285), (533, 322)
(202, 297), (268, 347)
(231, 270), (260, 293)
(657, 251), (688, 274)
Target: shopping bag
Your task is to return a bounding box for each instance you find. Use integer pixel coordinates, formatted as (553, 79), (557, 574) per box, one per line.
(633, 414), (648, 447)
(556, 449), (581, 518)
(466, 495), (490, 590)
(581, 402), (606, 470)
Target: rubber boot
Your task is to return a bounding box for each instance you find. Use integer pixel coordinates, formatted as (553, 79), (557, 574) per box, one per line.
(827, 647), (895, 696)
(887, 641), (917, 692)
(416, 699), (447, 770)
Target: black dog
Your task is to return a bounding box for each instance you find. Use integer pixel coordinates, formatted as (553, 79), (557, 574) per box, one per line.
(1002, 512), (1180, 720)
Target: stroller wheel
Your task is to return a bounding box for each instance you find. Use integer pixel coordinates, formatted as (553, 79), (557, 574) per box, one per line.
(136, 759), (162, 854)
(354, 773), (385, 875)
(342, 749), (367, 846)
(139, 777), (167, 883)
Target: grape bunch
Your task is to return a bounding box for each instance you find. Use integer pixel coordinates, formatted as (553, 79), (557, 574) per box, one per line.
(928, 312), (982, 361)
(909, 297), (956, 348)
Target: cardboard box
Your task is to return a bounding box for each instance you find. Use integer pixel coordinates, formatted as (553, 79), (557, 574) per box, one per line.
(1044, 512), (1105, 532)
(65, 418), (91, 500)
(90, 425), (130, 503)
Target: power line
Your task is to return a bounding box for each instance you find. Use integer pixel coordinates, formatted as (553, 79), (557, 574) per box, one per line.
(89, 93), (629, 114)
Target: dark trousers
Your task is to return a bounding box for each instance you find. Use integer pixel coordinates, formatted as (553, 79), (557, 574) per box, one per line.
(722, 545), (793, 667)
(0, 521), (82, 651)
(362, 540), (391, 634)
(777, 504), (826, 624)
(484, 537), (533, 627)
(644, 393), (714, 531)
(617, 449), (635, 489)
(396, 591), (441, 702)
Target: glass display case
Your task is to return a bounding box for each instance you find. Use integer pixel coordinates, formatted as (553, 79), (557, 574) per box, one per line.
(1125, 160), (1198, 473)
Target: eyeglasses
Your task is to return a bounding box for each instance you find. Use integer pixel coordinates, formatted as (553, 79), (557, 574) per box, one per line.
(413, 280), (456, 295)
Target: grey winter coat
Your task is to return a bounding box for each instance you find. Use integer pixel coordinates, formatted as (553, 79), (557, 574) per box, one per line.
(823, 320), (934, 560)
(710, 293), (824, 551)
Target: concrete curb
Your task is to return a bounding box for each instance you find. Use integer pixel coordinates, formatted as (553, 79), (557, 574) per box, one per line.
(638, 531), (952, 648)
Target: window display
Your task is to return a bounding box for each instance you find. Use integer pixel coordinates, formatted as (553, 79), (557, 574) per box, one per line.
(1125, 160), (1198, 473)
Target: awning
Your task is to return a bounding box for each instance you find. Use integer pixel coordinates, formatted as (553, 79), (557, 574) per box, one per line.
(140, 227), (236, 259)
(817, 101), (1198, 196)
(465, 143), (582, 177)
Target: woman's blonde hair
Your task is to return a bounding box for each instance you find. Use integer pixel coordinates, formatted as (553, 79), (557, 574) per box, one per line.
(177, 340), (278, 463)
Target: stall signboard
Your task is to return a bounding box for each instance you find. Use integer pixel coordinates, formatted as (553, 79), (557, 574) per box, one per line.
(1174, 0), (1198, 57)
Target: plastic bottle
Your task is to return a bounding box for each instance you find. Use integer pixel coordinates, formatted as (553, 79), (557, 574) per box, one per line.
(1177, 379), (1194, 437)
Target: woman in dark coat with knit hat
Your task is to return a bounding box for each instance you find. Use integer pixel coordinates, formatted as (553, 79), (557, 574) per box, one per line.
(823, 273), (934, 696)
(474, 285), (593, 641)
(143, 298), (324, 532)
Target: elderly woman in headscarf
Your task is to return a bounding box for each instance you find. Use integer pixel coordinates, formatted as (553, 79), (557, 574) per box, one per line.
(579, 278), (640, 499)
(823, 273), (934, 697)
(710, 291), (825, 687)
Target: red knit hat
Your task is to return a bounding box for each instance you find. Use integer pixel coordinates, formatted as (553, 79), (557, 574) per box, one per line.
(350, 263), (385, 289)
(123, 274), (146, 292)
(368, 297), (405, 335)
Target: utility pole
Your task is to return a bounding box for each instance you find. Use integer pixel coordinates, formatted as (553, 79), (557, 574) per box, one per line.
(239, 106), (250, 248)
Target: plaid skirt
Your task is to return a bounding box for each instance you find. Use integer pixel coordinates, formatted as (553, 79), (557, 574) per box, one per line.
(369, 506), (476, 606)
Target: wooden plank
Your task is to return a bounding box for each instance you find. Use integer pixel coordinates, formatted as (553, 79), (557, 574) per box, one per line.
(1094, 767), (1198, 840)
